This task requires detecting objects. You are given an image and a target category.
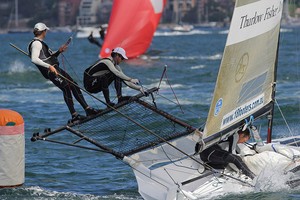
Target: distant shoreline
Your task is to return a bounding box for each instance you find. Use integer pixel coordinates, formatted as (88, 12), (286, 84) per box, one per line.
(2, 20), (300, 35)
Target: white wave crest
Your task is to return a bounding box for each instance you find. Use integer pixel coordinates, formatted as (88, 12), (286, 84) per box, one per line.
(8, 60), (35, 74)
(191, 65), (206, 69)
(200, 53), (222, 60)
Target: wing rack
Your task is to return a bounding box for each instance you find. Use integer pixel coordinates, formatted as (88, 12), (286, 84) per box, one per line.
(31, 87), (196, 159)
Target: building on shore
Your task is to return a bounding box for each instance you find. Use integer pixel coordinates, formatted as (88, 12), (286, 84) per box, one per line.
(75, 0), (112, 28)
(58, 0), (81, 27)
(1, 0), (300, 33)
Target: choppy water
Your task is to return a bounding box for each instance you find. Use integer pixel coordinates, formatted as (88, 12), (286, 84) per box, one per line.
(0, 26), (300, 199)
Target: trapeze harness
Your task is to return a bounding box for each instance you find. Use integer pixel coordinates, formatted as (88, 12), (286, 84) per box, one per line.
(28, 39), (89, 115)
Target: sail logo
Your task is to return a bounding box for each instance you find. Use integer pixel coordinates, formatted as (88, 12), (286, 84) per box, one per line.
(235, 53), (249, 82)
(214, 98), (223, 116)
(92, 78), (97, 87)
(221, 94), (264, 129)
(54, 77), (63, 84)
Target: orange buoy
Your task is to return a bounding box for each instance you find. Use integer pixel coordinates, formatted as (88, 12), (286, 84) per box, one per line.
(0, 109), (25, 188)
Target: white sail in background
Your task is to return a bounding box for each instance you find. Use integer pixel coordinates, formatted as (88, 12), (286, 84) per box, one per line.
(204, 0), (283, 139)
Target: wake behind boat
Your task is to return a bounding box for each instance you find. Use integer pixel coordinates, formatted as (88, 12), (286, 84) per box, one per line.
(30, 0), (300, 199)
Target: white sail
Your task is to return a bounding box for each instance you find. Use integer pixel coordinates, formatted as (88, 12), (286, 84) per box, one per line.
(204, 0), (284, 140)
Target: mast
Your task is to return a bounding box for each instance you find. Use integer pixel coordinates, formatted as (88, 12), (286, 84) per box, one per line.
(15, 0), (18, 28)
(267, 32), (281, 143)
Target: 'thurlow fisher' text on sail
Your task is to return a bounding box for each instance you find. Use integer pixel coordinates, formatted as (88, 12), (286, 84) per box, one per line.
(239, 4), (282, 29)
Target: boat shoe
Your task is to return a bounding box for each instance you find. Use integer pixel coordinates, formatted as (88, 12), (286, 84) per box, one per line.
(68, 114), (86, 124)
(85, 107), (102, 116)
(118, 96), (132, 103)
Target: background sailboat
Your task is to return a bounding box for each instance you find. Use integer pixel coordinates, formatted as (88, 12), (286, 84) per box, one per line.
(171, 0), (194, 32)
(99, 0), (166, 59)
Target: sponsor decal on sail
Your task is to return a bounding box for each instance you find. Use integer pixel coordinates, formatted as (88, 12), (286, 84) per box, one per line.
(221, 94), (264, 129)
(227, 1), (283, 45)
(214, 98), (223, 116)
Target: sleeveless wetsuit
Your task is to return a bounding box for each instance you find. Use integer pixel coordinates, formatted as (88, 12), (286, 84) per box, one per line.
(28, 39), (89, 115)
(83, 58), (123, 103)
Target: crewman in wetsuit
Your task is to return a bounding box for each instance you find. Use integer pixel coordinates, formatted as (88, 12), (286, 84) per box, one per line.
(200, 128), (256, 179)
(83, 47), (145, 107)
(87, 25), (105, 47)
(28, 22), (100, 123)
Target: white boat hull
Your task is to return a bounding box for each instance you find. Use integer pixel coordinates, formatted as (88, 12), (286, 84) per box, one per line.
(76, 27), (100, 38)
(125, 135), (300, 200)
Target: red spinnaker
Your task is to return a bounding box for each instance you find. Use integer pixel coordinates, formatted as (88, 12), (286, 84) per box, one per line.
(100, 0), (166, 59)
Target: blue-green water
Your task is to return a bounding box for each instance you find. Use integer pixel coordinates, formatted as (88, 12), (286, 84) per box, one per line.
(0, 27), (299, 199)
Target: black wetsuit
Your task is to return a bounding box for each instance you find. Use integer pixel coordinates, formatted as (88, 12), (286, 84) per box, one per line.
(88, 33), (102, 47)
(200, 135), (255, 179)
(83, 58), (122, 103)
(28, 39), (89, 115)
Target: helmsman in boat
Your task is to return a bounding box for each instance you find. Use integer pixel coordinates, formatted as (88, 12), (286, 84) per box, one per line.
(200, 128), (256, 179)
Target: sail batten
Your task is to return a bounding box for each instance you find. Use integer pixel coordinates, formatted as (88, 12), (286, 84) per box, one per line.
(203, 0), (283, 142)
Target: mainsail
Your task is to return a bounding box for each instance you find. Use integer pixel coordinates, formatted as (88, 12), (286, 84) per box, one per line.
(203, 0), (283, 145)
(100, 0), (166, 59)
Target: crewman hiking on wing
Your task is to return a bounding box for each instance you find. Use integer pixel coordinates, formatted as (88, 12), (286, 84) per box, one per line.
(28, 22), (100, 123)
(83, 47), (146, 107)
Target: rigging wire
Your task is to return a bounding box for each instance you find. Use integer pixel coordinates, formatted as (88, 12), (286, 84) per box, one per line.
(141, 65), (202, 120)
(9, 43), (188, 151)
(43, 73), (254, 187)
(146, 84), (201, 118)
(163, 168), (190, 199)
(60, 50), (201, 122)
(119, 146), (255, 196)
(60, 53), (102, 110)
(39, 137), (110, 153)
(158, 65), (167, 89)
(275, 99), (297, 143)
(10, 42), (255, 189)
(278, 6), (300, 142)
(158, 65), (184, 114)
